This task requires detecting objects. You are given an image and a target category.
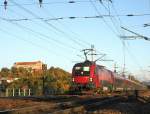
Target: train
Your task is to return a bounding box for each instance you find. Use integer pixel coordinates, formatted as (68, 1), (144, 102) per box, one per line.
(71, 60), (146, 92)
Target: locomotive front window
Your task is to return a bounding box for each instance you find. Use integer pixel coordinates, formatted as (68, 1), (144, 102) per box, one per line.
(75, 66), (81, 70)
(83, 67), (90, 71)
(74, 66), (90, 76)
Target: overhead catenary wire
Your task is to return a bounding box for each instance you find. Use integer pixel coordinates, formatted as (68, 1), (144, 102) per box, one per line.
(110, 2), (126, 37)
(10, 0), (87, 49)
(8, 8), (90, 50)
(99, 0), (126, 75)
(41, 7), (91, 47)
(88, 0), (123, 63)
(0, 0), (99, 6)
(3, 6), (91, 48)
(89, 0), (118, 36)
(86, 0), (124, 69)
(7, 6), (103, 62)
(90, 0), (144, 76)
(0, 25), (72, 61)
(89, 0), (126, 60)
(103, 1), (144, 74)
(98, 1), (122, 35)
(6, 4), (85, 52)
(1, 0), (147, 75)
(1, 13), (150, 22)
(6, 1), (149, 64)
(0, 16), (79, 53)
(7, 8), (80, 51)
(106, 1), (144, 76)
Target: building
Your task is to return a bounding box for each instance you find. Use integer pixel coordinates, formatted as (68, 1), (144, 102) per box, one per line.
(13, 61), (47, 72)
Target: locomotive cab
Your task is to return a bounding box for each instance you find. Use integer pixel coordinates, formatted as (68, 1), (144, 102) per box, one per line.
(72, 60), (96, 89)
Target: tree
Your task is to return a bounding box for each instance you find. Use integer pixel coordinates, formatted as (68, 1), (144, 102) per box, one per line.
(10, 67), (18, 77)
(43, 67), (71, 94)
(0, 66), (72, 95)
(1, 67), (10, 77)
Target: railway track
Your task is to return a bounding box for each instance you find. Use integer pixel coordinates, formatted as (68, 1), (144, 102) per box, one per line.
(0, 97), (121, 114)
(0, 95), (128, 114)
(50, 96), (124, 114)
(0, 90), (150, 114)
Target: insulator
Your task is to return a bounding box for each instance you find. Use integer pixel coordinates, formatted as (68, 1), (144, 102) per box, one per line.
(68, 1), (75, 3)
(69, 17), (76, 19)
(127, 14), (134, 16)
(4, 0), (7, 10)
(39, 0), (42, 7)
(39, 0), (42, 3)
(99, 0), (103, 3)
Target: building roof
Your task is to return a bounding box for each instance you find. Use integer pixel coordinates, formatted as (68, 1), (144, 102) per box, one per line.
(14, 61), (42, 65)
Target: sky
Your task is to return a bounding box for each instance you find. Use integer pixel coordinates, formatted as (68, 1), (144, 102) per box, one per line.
(0, 0), (150, 81)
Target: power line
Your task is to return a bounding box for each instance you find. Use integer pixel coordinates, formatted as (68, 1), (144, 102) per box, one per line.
(0, 25), (72, 61)
(89, 0), (118, 36)
(87, 0), (125, 65)
(7, 8), (80, 51)
(104, 1), (127, 75)
(0, 0), (99, 6)
(101, 1), (144, 77)
(0, 16), (79, 53)
(98, 1), (122, 36)
(92, 0), (142, 76)
(108, 2), (145, 73)
(0, 16), (103, 22)
(8, 5), (91, 48)
(120, 26), (147, 77)
(124, 13), (150, 16)
(1, 0), (147, 74)
(2, 13), (150, 22)
(88, 0), (121, 59)
(5, 5), (97, 65)
(10, 0), (87, 48)
(41, 7), (91, 47)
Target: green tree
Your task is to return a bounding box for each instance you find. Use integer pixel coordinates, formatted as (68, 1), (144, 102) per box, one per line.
(1, 66), (72, 95)
(1, 67), (10, 77)
(44, 67), (71, 94)
(11, 67), (18, 77)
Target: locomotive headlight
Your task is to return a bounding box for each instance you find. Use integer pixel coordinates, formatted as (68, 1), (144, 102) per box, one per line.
(72, 78), (75, 82)
(89, 78), (93, 82)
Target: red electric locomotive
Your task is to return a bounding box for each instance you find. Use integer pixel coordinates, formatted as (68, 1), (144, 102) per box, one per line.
(71, 47), (146, 91)
(72, 60), (114, 90)
(72, 60), (145, 91)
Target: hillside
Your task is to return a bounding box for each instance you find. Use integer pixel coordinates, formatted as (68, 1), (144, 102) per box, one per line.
(0, 66), (71, 95)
